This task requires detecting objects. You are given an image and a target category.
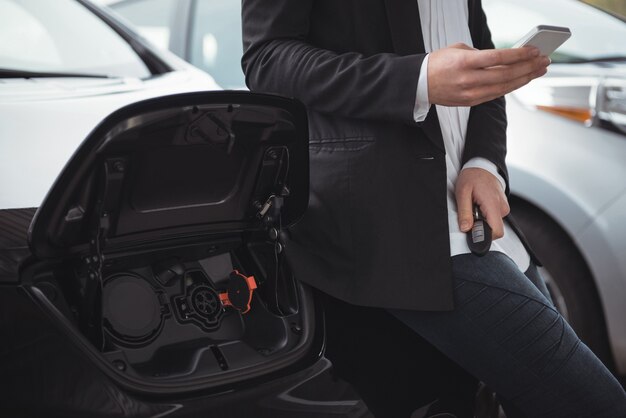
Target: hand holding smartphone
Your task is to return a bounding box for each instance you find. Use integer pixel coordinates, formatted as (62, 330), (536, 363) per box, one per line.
(513, 25), (571, 56)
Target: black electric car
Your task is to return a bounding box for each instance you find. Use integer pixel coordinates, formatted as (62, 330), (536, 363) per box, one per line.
(0, 90), (381, 417)
(0, 0), (372, 415)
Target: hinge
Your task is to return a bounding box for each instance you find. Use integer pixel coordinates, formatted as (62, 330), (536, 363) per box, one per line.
(86, 157), (126, 270)
(81, 157), (126, 348)
(255, 185), (290, 227)
(252, 146), (291, 227)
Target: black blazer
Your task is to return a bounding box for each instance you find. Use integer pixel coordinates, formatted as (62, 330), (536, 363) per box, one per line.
(242, 0), (536, 310)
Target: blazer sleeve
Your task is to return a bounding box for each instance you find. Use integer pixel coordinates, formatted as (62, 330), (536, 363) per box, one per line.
(463, 0), (510, 194)
(241, 0), (427, 123)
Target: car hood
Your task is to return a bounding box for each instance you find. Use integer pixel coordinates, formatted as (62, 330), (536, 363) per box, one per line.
(1, 76), (168, 102)
(0, 70), (219, 209)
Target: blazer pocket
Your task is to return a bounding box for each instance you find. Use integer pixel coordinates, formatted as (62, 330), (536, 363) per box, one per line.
(309, 136), (376, 152)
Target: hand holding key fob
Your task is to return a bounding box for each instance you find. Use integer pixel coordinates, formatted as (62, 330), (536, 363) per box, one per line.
(466, 205), (492, 256)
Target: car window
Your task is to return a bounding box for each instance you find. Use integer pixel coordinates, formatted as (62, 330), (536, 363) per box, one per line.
(107, 0), (178, 52)
(483, 0), (626, 63)
(0, 0), (151, 78)
(189, 0), (245, 89)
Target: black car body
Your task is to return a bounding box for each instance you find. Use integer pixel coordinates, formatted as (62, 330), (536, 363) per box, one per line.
(0, 91), (376, 417)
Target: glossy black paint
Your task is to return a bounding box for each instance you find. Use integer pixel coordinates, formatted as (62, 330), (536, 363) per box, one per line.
(0, 285), (369, 418)
(0, 208), (35, 283)
(0, 91), (365, 416)
(29, 91), (310, 260)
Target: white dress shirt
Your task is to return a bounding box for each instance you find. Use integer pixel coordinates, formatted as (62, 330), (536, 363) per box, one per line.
(414, 0), (530, 271)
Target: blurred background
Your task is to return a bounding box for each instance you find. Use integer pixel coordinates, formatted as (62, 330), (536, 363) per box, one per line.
(583, 0), (626, 17)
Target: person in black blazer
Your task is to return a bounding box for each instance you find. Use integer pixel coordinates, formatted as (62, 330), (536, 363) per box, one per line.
(241, 1), (626, 417)
(241, 0), (537, 310)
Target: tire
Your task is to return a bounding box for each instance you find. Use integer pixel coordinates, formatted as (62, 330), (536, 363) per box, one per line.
(510, 198), (615, 370)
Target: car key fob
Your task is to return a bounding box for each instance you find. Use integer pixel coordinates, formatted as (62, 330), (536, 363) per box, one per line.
(466, 205), (492, 256)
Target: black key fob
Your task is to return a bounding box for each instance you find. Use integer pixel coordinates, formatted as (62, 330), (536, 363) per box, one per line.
(467, 205), (492, 256)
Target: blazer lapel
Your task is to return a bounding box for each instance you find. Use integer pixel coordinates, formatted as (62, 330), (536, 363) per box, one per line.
(383, 0), (424, 55)
(467, 0), (481, 47)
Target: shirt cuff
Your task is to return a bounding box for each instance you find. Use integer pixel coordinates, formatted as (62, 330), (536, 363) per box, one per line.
(413, 53), (431, 122)
(462, 157), (506, 192)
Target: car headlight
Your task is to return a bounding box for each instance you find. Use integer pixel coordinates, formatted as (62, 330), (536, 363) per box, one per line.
(597, 78), (626, 135)
(512, 76), (626, 135)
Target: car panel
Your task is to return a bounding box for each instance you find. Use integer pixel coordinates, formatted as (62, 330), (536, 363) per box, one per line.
(0, 208), (36, 284)
(507, 88), (626, 232)
(28, 91), (309, 259)
(507, 89), (626, 374)
(578, 192), (626, 373)
(483, 0), (626, 374)
(0, 72), (217, 210)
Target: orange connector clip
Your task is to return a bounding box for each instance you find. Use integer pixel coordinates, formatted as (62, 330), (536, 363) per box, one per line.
(219, 270), (257, 314)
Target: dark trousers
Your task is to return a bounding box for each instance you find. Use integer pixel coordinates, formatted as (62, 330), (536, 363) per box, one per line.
(323, 291), (479, 418)
(389, 252), (626, 418)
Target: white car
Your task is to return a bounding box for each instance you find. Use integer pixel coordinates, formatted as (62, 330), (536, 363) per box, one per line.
(484, 0), (626, 377)
(0, 0), (219, 210)
(106, 0), (626, 379)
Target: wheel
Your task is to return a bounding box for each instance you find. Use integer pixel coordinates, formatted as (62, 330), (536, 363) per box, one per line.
(510, 198), (614, 369)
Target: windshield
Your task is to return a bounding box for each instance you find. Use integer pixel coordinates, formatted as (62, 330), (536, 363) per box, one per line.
(107, 0), (244, 88)
(483, 0), (626, 63)
(0, 0), (151, 78)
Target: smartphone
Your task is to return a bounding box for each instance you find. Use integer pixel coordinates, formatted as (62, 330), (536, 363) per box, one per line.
(513, 25), (571, 56)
